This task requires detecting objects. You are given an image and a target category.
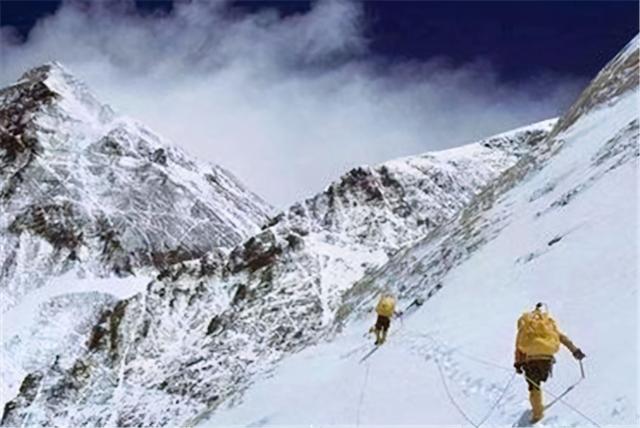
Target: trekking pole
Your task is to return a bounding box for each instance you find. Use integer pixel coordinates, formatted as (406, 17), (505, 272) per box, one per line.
(579, 360), (585, 379)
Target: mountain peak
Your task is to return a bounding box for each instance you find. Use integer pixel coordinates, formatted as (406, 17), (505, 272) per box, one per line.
(0, 60), (273, 307)
(552, 33), (639, 135)
(5, 61), (115, 127)
(17, 61), (67, 84)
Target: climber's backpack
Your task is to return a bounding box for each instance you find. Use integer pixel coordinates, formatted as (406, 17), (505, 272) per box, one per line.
(517, 309), (561, 356)
(376, 295), (396, 318)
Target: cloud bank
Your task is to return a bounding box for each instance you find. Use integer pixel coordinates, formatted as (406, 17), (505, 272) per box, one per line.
(0, 0), (586, 207)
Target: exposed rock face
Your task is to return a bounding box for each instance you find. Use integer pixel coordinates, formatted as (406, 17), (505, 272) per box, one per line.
(0, 63), (273, 420)
(0, 62), (273, 312)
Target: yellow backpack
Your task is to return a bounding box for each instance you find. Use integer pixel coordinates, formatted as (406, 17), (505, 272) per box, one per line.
(517, 309), (560, 356)
(376, 295), (396, 318)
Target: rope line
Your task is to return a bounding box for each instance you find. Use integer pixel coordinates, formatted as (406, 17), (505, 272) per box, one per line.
(406, 329), (512, 372)
(545, 379), (583, 410)
(477, 372), (516, 426)
(405, 327), (600, 427)
(355, 361), (371, 426)
(546, 391), (601, 428)
(519, 371), (600, 428)
(434, 356), (479, 427)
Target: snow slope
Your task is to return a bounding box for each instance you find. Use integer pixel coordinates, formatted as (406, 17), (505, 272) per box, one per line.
(203, 36), (639, 427)
(0, 99), (556, 425)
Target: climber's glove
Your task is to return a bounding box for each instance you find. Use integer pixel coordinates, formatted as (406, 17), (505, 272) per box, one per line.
(572, 348), (586, 360)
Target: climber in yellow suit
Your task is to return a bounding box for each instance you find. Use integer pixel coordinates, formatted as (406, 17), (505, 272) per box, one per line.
(370, 293), (401, 345)
(514, 303), (586, 424)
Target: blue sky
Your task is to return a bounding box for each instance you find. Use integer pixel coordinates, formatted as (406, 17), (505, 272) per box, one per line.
(3, 1), (637, 82)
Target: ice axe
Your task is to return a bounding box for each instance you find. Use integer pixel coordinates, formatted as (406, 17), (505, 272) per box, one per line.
(545, 359), (586, 410)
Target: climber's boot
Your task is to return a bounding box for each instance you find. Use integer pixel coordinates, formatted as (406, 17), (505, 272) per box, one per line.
(374, 329), (383, 345)
(529, 389), (544, 423)
(379, 328), (388, 345)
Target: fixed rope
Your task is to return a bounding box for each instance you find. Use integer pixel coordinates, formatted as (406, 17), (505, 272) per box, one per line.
(434, 355), (517, 428)
(355, 361), (371, 426)
(434, 356), (479, 427)
(478, 353), (598, 427)
(543, 360), (585, 410)
(406, 328), (599, 427)
(476, 371), (517, 426)
(360, 306), (599, 428)
(519, 361), (600, 428)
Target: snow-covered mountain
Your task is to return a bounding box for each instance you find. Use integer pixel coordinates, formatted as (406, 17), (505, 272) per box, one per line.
(0, 63), (272, 309)
(203, 35), (640, 427)
(0, 63), (272, 418)
(0, 71), (557, 425)
(2, 32), (637, 427)
(0, 62), (274, 310)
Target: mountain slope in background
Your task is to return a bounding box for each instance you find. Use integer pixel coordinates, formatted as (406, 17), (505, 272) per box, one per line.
(0, 63), (272, 416)
(0, 63), (272, 310)
(203, 35), (639, 428)
(0, 77), (557, 425)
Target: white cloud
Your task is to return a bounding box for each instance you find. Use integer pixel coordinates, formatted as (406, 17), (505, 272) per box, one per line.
(0, 0), (585, 207)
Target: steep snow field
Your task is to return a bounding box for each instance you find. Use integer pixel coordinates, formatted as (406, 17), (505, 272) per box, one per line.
(202, 66), (638, 428)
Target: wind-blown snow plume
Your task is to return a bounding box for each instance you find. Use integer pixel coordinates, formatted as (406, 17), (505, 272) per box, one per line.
(0, 0), (586, 206)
